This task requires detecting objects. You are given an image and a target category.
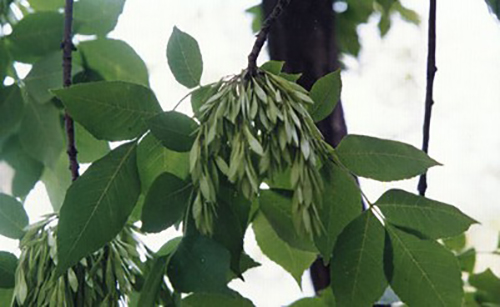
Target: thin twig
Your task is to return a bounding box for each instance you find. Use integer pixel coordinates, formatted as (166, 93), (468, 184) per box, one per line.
(418, 0), (437, 196)
(62, 0), (79, 181)
(247, 0), (291, 76)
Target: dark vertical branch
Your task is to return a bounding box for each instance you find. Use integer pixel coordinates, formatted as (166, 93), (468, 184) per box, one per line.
(418, 0), (437, 196)
(247, 0), (291, 75)
(62, 0), (79, 181)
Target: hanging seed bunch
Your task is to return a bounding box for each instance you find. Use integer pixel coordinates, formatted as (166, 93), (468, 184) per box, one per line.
(190, 69), (331, 235)
(12, 214), (148, 307)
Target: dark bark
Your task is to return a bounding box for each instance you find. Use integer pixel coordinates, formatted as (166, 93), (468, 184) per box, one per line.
(263, 0), (348, 292)
(418, 0), (437, 196)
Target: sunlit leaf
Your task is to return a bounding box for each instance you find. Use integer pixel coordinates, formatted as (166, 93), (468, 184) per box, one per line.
(385, 225), (463, 307)
(330, 211), (387, 307)
(0, 193), (29, 239)
(336, 135), (440, 181)
(53, 81), (162, 141)
(260, 61), (285, 75)
(57, 142), (140, 274)
(253, 214), (316, 285)
(167, 27), (203, 88)
(28, 0), (64, 11)
(376, 189), (477, 239)
(41, 152), (71, 212)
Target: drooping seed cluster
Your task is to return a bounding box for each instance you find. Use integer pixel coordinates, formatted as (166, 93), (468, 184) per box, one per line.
(190, 70), (331, 235)
(13, 215), (147, 307)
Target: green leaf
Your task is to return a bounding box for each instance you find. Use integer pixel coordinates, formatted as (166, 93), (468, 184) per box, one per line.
(376, 189), (477, 239)
(309, 70), (342, 122)
(191, 85), (219, 119)
(136, 133), (190, 193)
(227, 253), (260, 281)
(245, 4), (262, 34)
(0, 40), (10, 81)
(167, 27), (203, 88)
(57, 142), (141, 274)
(314, 165), (362, 261)
(0, 85), (24, 138)
(182, 293), (255, 307)
(330, 211), (387, 307)
(443, 233), (467, 252)
(24, 52), (83, 104)
(74, 122), (110, 163)
(28, 0), (64, 11)
(0, 289), (14, 306)
(260, 61), (285, 75)
(148, 111), (199, 152)
(53, 81), (162, 141)
(336, 135), (441, 181)
(73, 0), (125, 36)
(0, 193), (29, 239)
(167, 235), (231, 293)
(385, 225), (463, 307)
(0, 252), (17, 289)
(0, 137), (44, 197)
(289, 297), (328, 307)
(457, 248), (476, 273)
(138, 257), (169, 307)
(253, 214), (316, 286)
(41, 152), (71, 212)
(157, 237), (182, 257)
(8, 12), (64, 63)
(469, 269), (500, 303)
(19, 98), (64, 166)
(258, 190), (317, 252)
(78, 39), (149, 86)
(141, 173), (192, 233)
(212, 184), (251, 275)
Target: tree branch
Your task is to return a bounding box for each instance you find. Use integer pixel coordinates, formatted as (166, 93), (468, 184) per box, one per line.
(247, 0), (291, 76)
(62, 0), (79, 181)
(418, 0), (437, 196)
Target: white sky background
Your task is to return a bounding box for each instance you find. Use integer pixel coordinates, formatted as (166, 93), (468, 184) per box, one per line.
(1, 0), (500, 306)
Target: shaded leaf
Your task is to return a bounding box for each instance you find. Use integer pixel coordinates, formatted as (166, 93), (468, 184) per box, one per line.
(24, 52), (82, 104)
(458, 248), (476, 273)
(0, 193), (29, 239)
(157, 237), (182, 257)
(253, 213), (316, 285)
(28, 0), (64, 11)
(182, 293), (254, 307)
(0, 251), (17, 288)
(336, 135), (440, 181)
(245, 4), (262, 34)
(0, 289), (14, 306)
(74, 122), (110, 163)
(136, 133), (189, 193)
(0, 40), (10, 81)
(289, 297), (328, 307)
(314, 165), (362, 261)
(57, 142), (140, 274)
(259, 189), (317, 252)
(53, 81), (162, 141)
(41, 152), (71, 212)
(8, 12), (64, 63)
(227, 253), (260, 281)
(78, 39), (149, 86)
(138, 257), (172, 307)
(148, 111), (199, 152)
(469, 269), (500, 303)
(1, 137), (44, 197)
(385, 225), (463, 307)
(19, 98), (64, 166)
(330, 211), (387, 307)
(167, 27), (203, 88)
(141, 173), (192, 233)
(167, 235), (231, 293)
(376, 189), (477, 239)
(73, 0), (125, 36)
(309, 70), (342, 122)
(0, 85), (24, 138)
(443, 233), (467, 252)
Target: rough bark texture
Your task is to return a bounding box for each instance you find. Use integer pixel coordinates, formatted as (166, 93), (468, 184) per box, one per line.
(263, 0), (348, 292)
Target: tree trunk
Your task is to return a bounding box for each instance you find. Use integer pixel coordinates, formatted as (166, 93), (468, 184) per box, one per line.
(263, 0), (348, 292)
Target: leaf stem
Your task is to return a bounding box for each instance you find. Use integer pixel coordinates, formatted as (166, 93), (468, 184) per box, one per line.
(62, 0), (79, 181)
(247, 0), (291, 76)
(418, 0), (437, 196)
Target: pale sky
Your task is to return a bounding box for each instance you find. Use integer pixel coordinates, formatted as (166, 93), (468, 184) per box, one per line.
(1, 1), (500, 306)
